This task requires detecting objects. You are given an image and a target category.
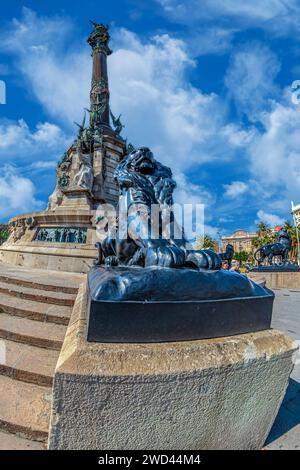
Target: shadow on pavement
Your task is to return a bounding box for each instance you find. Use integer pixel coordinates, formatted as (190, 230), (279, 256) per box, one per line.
(265, 378), (300, 446)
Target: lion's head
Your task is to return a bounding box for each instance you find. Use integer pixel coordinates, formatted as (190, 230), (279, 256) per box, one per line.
(128, 147), (156, 175)
(115, 147), (176, 207)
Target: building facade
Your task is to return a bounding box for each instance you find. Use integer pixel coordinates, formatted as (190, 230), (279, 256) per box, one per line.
(292, 202), (300, 226)
(222, 229), (256, 254)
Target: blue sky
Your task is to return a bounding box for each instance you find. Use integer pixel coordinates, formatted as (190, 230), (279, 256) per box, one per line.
(1, 1), (300, 238)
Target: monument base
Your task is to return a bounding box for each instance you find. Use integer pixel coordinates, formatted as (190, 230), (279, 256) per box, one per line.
(0, 209), (98, 273)
(48, 283), (297, 450)
(248, 271), (300, 289)
(0, 134), (125, 274)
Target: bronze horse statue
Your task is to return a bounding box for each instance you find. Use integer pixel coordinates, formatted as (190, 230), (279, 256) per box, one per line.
(254, 228), (292, 266)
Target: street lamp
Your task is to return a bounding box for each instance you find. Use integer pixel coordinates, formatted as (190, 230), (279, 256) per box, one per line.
(217, 230), (222, 252)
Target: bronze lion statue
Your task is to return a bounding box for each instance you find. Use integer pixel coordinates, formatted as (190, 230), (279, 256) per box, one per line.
(96, 147), (221, 270)
(254, 228), (292, 266)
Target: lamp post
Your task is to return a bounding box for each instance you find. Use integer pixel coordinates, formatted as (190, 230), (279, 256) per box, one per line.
(217, 230), (222, 252)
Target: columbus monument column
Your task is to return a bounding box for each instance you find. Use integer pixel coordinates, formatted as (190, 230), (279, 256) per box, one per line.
(88, 21), (113, 136)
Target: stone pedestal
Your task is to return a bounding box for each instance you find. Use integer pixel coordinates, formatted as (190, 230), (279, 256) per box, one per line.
(0, 135), (125, 274)
(0, 209), (97, 273)
(48, 284), (297, 450)
(249, 271), (300, 289)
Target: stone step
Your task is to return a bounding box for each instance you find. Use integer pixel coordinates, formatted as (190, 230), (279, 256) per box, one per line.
(0, 313), (65, 350)
(0, 281), (76, 306)
(0, 293), (71, 325)
(0, 430), (45, 450)
(0, 264), (83, 295)
(0, 339), (59, 386)
(0, 375), (50, 442)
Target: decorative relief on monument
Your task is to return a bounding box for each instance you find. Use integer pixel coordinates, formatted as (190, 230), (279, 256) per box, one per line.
(59, 174), (70, 190)
(74, 153), (94, 191)
(48, 188), (63, 211)
(34, 227), (87, 244)
(25, 217), (36, 230)
(5, 220), (26, 244)
(94, 127), (104, 147)
(109, 109), (125, 139)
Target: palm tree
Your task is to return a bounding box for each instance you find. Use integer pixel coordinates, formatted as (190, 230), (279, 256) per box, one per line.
(257, 221), (270, 235)
(283, 220), (299, 262)
(194, 234), (217, 251)
(252, 221), (275, 249)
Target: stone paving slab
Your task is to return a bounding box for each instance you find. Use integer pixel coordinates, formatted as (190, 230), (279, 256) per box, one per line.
(0, 281), (76, 306)
(0, 375), (51, 441)
(266, 288), (300, 449)
(0, 290), (72, 316)
(0, 263), (83, 449)
(0, 339), (60, 386)
(0, 263), (85, 293)
(0, 430), (45, 450)
(0, 313), (65, 350)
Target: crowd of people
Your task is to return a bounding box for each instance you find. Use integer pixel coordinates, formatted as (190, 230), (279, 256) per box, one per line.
(221, 260), (242, 273)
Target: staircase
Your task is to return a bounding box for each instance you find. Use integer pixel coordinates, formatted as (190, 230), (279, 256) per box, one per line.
(0, 264), (84, 450)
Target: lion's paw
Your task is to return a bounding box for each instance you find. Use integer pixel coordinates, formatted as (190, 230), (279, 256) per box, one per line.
(145, 245), (186, 268)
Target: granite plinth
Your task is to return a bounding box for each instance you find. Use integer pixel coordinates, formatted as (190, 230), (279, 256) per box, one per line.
(48, 283), (297, 450)
(248, 270), (300, 289)
(87, 266), (274, 343)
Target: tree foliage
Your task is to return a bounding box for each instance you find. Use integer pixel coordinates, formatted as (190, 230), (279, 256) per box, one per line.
(283, 220), (299, 262)
(194, 234), (218, 251)
(0, 225), (9, 245)
(252, 221), (275, 249)
(234, 251), (249, 263)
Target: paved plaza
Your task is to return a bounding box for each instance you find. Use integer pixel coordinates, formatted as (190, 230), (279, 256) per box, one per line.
(266, 288), (300, 449)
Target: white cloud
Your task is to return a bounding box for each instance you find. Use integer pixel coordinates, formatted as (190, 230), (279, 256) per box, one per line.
(0, 8), (90, 126)
(0, 10), (251, 210)
(248, 94), (300, 206)
(225, 43), (281, 121)
(174, 171), (215, 207)
(156, 0), (300, 57)
(0, 119), (70, 220)
(256, 209), (284, 227)
(0, 119), (70, 161)
(1, 11), (250, 170)
(29, 160), (57, 170)
(2, 8), (297, 231)
(0, 165), (42, 219)
(182, 27), (236, 56)
(221, 123), (256, 146)
(109, 28), (248, 175)
(156, 0), (300, 36)
(224, 181), (248, 198)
